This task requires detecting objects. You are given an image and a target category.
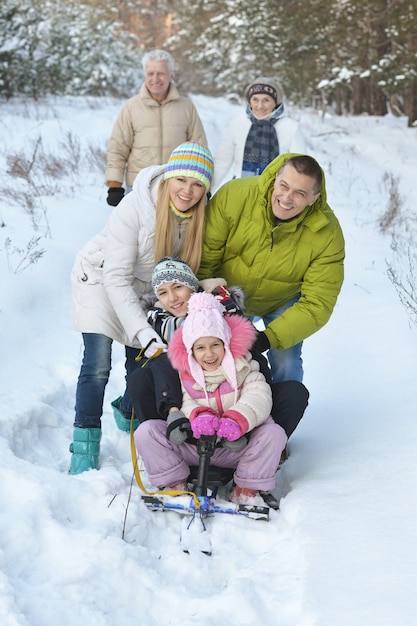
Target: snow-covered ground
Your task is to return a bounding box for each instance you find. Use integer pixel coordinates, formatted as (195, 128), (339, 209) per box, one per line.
(1, 94), (416, 626)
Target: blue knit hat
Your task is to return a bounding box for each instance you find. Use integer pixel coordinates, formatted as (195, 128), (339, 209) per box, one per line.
(164, 142), (214, 192)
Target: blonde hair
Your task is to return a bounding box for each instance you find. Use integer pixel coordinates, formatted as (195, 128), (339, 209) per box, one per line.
(154, 180), (206, 274)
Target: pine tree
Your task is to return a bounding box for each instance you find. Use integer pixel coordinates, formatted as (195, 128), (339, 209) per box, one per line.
(0, 0), (143, 99)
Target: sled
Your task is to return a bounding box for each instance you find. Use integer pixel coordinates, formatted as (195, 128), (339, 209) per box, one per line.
(140, 434), (270, 522)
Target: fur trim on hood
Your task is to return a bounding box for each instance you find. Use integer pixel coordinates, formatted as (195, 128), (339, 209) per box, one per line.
(139, 292), (158, 314)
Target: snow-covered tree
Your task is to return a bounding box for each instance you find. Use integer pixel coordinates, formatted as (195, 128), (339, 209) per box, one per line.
(167, 0), (416, 123)
(0, 0), (143, 98)
(0, 0), (415, 123)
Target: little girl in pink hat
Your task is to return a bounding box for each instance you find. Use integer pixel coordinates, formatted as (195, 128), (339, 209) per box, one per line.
(134, 291), (287, 506)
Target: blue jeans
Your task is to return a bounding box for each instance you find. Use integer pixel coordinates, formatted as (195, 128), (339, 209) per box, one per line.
(254, 297), (303, 384)
(74, 333), (141, 428)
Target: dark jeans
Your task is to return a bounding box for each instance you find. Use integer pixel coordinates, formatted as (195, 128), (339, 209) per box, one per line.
(250, 296), (304, 383)
(74, 332), (141, 428)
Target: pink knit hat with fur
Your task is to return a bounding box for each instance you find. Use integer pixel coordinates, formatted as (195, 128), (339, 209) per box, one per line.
(182, 291), (238, 401)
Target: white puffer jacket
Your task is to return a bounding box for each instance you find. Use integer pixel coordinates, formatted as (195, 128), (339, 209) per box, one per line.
(71, 165), (165, 347)
(212, 113), (306, 191)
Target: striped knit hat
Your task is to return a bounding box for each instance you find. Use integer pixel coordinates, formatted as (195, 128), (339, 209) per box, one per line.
(164, 141), (214, 192)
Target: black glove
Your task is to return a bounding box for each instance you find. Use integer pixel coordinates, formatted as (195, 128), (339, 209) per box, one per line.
(252, 330), (271, 353)
(107, 187), (125, 206)
(166, 410), (190, 445)
(212, 285), (242, 315)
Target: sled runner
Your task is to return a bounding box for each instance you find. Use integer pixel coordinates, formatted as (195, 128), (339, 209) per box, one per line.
(130, 425), (270, 554)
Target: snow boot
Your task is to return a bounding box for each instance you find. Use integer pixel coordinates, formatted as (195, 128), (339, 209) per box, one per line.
(111, 396), (139, 432)
(68, 427), (101, 475)
(259, 491), (280, 510)
(230, 485), (266, 507)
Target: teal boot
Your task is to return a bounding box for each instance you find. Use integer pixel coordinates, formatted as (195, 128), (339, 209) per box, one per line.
(111, 396), (139, 432)
(69, 427), (101, 475)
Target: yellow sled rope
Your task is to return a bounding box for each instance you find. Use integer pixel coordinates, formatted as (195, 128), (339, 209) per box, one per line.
(130, 343), (201, 508)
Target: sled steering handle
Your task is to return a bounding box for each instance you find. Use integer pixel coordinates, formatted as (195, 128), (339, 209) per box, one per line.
(195, 435), (217, 497)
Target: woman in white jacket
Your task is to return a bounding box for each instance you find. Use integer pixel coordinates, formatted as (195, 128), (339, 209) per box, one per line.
(69, 142), (214, 475)
(212, 77), (306, 191)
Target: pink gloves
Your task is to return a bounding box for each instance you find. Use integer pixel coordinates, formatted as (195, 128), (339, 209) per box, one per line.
(190, 413), (219, 439)
(217, 417), (242, 441)
(190, 408), (244, 441)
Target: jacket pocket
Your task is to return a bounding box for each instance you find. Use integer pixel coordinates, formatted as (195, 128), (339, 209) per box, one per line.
(73, 253), (104, 285)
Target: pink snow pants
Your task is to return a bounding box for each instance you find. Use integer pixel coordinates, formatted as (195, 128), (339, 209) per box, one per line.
(134, 416), (287, 491)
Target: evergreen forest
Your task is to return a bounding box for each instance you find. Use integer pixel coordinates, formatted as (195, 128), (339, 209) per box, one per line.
(1, 0), (416, 125)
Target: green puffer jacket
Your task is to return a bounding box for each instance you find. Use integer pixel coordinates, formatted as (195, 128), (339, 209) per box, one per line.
(198, 153), (345, 350)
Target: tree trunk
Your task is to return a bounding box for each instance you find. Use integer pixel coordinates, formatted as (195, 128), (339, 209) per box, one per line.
(404, 78), (417, 127)
(372, 82), (388, 116)
(352, 75), (363, 115)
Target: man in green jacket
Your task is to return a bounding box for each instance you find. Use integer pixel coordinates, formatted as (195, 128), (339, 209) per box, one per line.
(198, 153), (345, 384)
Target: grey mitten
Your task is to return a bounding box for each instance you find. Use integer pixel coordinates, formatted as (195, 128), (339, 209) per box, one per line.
(221, 435), (248, 452)
(166, 410), (190, 445)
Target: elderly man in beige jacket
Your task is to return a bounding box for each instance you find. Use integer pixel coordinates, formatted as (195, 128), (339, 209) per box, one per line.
(105, 49), (208, 206)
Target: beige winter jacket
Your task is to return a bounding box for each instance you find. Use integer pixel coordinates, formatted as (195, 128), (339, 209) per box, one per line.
(105, 83), (207, 187)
